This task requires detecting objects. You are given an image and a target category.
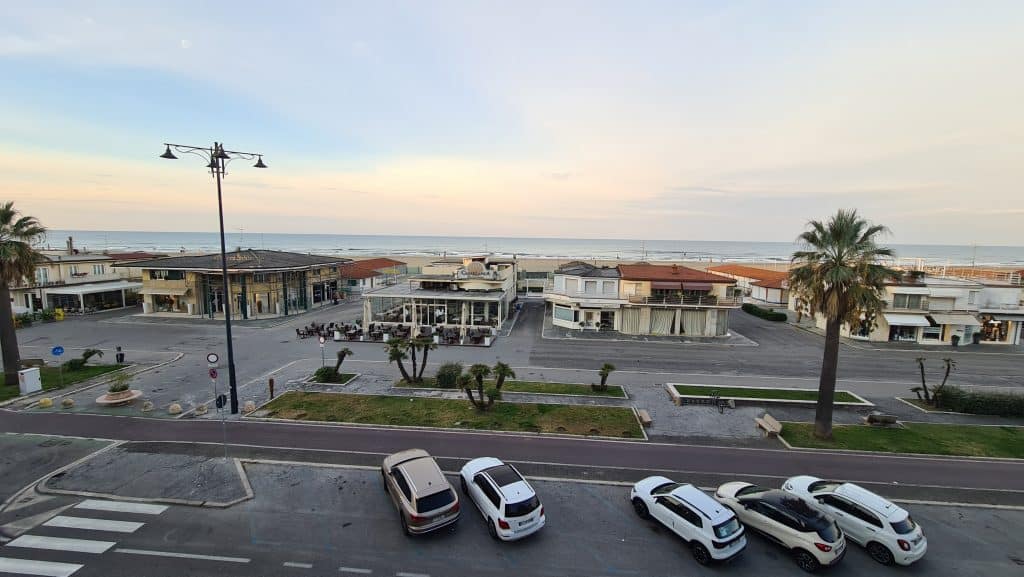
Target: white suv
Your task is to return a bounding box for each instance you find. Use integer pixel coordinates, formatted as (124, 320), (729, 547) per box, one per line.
(630, 476), (747, 565)
(782, 476), (927, 566)
(714, 482), (846, 572)
(459, 458), (545, 541)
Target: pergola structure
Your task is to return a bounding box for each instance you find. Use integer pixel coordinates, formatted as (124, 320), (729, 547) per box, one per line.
(45, 280), (142, 313)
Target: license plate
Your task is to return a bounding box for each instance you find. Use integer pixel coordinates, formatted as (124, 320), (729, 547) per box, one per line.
(518, 519), (532, 527)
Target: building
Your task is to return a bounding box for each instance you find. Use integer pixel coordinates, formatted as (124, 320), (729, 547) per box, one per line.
(119, 249), (351, 319)
(340, 257), (407, 293)
(545, 262), (739, 337)
(362, 256), (516, 341)
(11, 250), (159, 314)
(706, 264), (790, 305)
(795, 272), (1023, 345)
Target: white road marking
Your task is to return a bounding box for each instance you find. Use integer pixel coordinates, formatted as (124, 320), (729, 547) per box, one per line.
(113, 548), (250, 563)
(283, 561), (314, 569)
(44, 516), (144, 533)
(0, 557), (83, 577)
(339, 567), (372, 574)
(396, 572), (429, 577)
(7, 534), (116, 554)
(74, 499), (168, 515)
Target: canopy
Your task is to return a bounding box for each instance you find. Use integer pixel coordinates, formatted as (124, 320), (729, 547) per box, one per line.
(682, 283), (714, 291)
(651, 281), (681, 290)
(928, 313), (981, 327)
(139, 287), (189, 296)
(883, 313), (930, 327)
(46, 281), (142, 296)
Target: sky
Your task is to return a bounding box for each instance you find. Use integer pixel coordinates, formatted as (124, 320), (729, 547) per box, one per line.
(2, 1), (1023, 245)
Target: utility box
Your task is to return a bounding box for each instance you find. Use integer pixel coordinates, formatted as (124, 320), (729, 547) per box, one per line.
(18, 368), (42, 395)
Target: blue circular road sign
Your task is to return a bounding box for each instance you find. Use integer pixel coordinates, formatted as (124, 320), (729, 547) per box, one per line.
(51, 346), (65, 356)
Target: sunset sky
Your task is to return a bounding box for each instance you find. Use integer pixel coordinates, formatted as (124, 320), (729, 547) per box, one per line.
(3, 1), (1022, 244)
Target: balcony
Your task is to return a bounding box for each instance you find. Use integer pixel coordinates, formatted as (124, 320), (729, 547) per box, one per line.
(626, 294), (741, 308)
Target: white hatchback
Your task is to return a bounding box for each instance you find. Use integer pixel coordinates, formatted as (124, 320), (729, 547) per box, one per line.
(630, 476), (747, 565)
(459, 457), (545, 541)
(782, 476), (927, 566)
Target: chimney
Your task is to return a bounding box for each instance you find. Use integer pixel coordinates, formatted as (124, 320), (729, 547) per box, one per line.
(672, 263), (678, 275)
(66, 236), (74, 255)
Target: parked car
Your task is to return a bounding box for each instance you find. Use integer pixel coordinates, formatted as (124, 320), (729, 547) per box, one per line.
(381, 449), (460, 535)
(459, 457), (545, 541)
(714, 482), (846, 572)
(782, 476), (927, 566)
(630, 476), (746, 565)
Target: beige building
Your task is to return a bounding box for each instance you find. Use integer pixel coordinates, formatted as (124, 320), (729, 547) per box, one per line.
(119, 250), (351, 319)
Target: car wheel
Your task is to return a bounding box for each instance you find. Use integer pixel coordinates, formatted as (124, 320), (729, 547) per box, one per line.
(632, 498), (650, 519)
(691, 543), (711, 566)
(793, 549), (820, 573)
(487, 518), (499, 540)
(460, 476), (468, 495)
(867, 542), (895, 566)
(400, 514), (411, 537)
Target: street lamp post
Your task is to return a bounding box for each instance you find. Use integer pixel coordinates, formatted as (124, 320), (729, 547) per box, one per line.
(160, 142), (267, 414)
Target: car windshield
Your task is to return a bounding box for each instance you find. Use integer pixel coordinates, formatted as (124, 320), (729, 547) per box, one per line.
(816, 522), (840, 542)
(416, 489), (455, 513)
(890, 515), (917, 534)
(713, 517), (741, 539)
(735, 485), (769, 497)
(505, 495), (540, 518)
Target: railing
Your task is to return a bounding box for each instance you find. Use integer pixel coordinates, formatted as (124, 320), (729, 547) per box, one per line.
(14, 280), (66, 289)
(627, 295), (741, 307)
(546, 289), (620, 299)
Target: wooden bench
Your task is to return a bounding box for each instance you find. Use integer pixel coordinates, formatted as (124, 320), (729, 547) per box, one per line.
(755, 413), (783, 437)
(863, 412), (899, 426)
(20, 358), (45, 368)
(637, 409), (653, 428)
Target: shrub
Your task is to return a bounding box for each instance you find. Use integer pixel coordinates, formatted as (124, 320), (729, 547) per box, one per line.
(312, 366), (341, 383)
(485, 386), (502, 401)
(435, 362), (463, 388)
(39, 309), (56, 322)
(742, 303), (787, 322)
(15, 313), (33, 327)
(63, 358), (87, 371)
(934, 385), (1024, 417)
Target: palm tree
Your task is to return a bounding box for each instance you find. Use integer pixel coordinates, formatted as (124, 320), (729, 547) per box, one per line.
(411, 336), (436, 382)
(334, 347), (353, 373)
(598, 363), (616, 391)
(0, 202), (46, 386)
(492, 361), (515, 391)
(385, 338), (412, 383)
(789, 209), (897, 440)
(932, 357), (957, 404)
(464, 366), (495, 410)
(913, 357), (932, 403)
(468, 363), (492, 388)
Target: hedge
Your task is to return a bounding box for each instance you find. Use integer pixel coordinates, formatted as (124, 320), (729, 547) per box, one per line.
(934, 385), (1024, 417)
(741, 303), (787, 322)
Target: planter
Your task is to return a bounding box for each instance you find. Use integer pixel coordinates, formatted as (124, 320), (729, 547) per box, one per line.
(95, 389), (143, 406)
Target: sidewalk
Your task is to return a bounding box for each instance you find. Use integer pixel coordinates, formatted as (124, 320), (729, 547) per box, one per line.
(541, 314), (757, 346)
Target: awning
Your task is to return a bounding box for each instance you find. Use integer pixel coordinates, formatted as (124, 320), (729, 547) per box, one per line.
(891, 287), (930, 295)
(651, 281), (681, 290)
(928, 313), (981, 327)
(45, 281), (143, 296)
(682, 283), (713, 291)
(883, 313), (931, 327)
(139, 287), (189, 296)
(991, 313), (1024, 321)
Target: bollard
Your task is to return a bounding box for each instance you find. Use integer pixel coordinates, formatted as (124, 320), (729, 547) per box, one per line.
(269, 377), (275, 400)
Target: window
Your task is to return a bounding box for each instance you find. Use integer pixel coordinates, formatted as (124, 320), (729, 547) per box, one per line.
(416, 489), (455, 513)
(968, 291), (978, 305)
(391, 469), (412, 501)
(553, 305), (576, 322)
(68, 265), (79, 275)
(714, 517), (741, 539)
(253, 273), (270, 283)
(475, 475), (501, 508)
(892, 294), (923, 309)
(921, 326), (941, 340)
(890, 515), (917, 534)
(584, 280), (597, 294)
(92, 264), (104, 275)
(674, 502), (703, 528)
(35, 268), (49, 284)
(819, 495), (881, 527)
(150, 269), (184, 280)
(505, 495), (540, 518)
(602, 280), (616, 295)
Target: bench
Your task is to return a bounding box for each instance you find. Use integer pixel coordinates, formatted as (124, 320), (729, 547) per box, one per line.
(755, 413), (783, 437)
(863, 412), (899, 426)
(20, 358), (45, 368)
(637, 409), (653, 428)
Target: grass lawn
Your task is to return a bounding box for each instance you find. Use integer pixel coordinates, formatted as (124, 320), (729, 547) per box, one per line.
(781, 421), (1024, 459)
(0, 364), (126, 402)
(311, 372), (358, 384)
(261, 391), (644, 438)
(674, 384), (861, 403)
(397, 378), (626, 398)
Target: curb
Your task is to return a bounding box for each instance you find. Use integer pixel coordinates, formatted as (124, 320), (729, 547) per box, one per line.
(0, 364), (136, 408)
(776, 427), (1024, 462)
(394, 383), (630, 402)
(665, 383), (873, 408)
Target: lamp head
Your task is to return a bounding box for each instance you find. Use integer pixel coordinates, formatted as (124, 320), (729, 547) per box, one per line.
(214, 146), (231, 160)
(160, 145), (178, 160)
(253, 156), (267, 168)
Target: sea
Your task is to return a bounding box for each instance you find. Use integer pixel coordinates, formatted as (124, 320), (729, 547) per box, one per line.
(40, 230), (1024, 268)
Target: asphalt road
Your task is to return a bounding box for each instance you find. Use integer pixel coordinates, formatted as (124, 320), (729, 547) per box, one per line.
(1, 465), (1021, 577)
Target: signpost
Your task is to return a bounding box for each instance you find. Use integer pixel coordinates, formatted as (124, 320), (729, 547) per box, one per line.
(51, 346), (65, 388)
(206, 352), (227, 459)
(319, 335), (326, 367)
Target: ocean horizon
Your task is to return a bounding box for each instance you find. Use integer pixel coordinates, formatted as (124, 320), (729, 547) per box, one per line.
(39, 230), (1024, 268)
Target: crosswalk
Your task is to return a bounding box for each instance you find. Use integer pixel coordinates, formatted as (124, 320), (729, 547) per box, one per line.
(0, 499), (167, 577)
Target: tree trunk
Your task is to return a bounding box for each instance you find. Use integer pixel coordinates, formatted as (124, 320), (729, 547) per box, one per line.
(418, 347), (429, 382)
(0, 282), (21, 386)
(917, 360), (931, 403)
(334, 352), (346, 373)
(813, 317), (841, 440)
(495, 374), (505, 390)
(395, 359), (411, 383)
(409, 345), (418, 383)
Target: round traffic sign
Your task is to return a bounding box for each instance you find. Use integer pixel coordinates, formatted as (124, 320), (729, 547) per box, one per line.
(51, 346), (65, 356)
(209, 368), (218, 379)
(207, 353), (219, 364)
(319, 335), (326, 345)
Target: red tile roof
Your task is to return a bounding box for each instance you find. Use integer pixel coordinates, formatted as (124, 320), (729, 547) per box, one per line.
(706, 264), (788, 282)
(353, 257), (406, 271)
(752, 277), (788, 289)
(340, 263), (383, 279)
(617, 263), (735, 283)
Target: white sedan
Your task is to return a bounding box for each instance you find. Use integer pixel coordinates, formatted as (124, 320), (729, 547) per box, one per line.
(459, 458), (545, 541)
(782, 476), (927, 566)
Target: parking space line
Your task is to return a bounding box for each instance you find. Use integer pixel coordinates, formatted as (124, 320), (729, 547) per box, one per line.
(114, 548), (250, 563)
(396, 572), (429, 577)
(284, 561), (314, 568)
(7, 534), (116, 554)
(0, 557), (83, 577)
(339, 567), (372, 574)
(74, 499), (167, 515)
(44, 516), (144, 533)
